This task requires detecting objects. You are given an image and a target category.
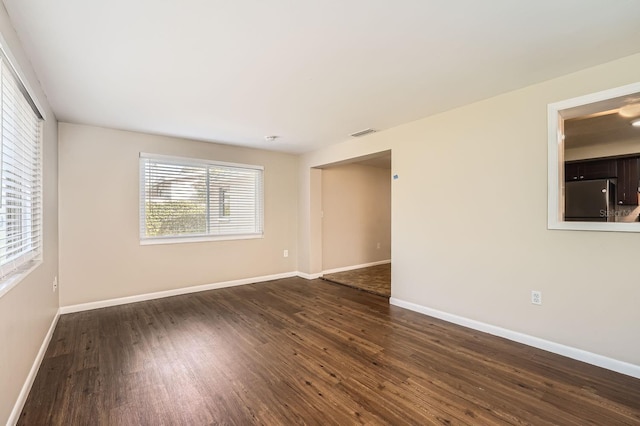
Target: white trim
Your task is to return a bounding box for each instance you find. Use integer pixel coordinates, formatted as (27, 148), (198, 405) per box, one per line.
(60, 272), (298, 314)
(0, 260), (43, 299)
(547, 82), (640, 232)
(140, 233), (263, 246)
(322, 259), (390, 275)
(8, 309), (60, 426)
(390, 297), (640, 379)
(139, 152), (264, 171)
(296, 271), (323, 280)
(139, 154), (265, 243)
(550, 82), (640, 118)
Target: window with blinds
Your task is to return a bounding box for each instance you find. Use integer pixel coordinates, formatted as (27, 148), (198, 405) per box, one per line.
(0, 56), (42, 284)
(140, 153), (264, 243)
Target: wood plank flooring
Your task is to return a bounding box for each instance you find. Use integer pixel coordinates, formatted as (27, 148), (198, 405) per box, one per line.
(19, 277), (640, 425)
(322, 263), (391, 297)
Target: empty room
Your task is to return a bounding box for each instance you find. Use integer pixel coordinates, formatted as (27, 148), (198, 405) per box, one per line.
(1, 1), (640, 425)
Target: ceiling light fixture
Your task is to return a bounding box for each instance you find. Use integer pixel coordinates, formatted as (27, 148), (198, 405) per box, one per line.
(264, 135), (278, 142)
(619, 103), (640, 118)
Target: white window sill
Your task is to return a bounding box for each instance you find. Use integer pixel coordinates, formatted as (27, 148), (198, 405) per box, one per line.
(0, 260), (43, 299)
(140, 233), (264, 246)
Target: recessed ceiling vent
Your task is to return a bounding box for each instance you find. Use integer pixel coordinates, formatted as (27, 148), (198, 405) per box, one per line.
(350, 128), (376, 137)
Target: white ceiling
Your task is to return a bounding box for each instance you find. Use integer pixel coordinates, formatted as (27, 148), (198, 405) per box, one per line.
(4, 1), (640, 154)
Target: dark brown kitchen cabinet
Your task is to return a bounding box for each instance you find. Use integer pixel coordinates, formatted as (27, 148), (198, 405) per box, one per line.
(564, 162), (581, 181)
(564, 159), (617, 181)
(616, 157), (640, 205)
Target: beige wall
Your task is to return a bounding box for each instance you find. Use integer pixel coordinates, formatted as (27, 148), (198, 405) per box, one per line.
(321, 164), (391, 270)
(299, 52), (640, 366)
(58, 123), (298, 306)
(0, 5), (59, 424)
(2, 19), (639, 426)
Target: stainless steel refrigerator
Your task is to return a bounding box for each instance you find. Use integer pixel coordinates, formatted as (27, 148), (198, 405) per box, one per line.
(565, 179), (616, 222)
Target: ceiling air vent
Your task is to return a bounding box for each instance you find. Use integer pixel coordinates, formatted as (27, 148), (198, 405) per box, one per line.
(350, 128), (376, 137)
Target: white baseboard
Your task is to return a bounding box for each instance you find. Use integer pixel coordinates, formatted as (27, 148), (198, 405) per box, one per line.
(296, 271), (322, 280)
(296, 259), (391, 281)
(60, 271), (298, 314)
(8, 309), (60, 426)
(322, 259), (391, 275)
(390, 297), (640, 380)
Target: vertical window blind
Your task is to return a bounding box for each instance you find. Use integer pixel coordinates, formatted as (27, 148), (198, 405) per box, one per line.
(140, 154), (264, 242)
(0, 57), (42, 281)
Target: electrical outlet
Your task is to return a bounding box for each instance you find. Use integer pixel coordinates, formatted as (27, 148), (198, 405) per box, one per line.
(376, 242), (381, 249)
(283, 249), (289, 258)
(531, 290), (542, 305)
(52, 276), (58, 293)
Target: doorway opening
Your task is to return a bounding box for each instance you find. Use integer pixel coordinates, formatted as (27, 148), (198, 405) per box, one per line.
(317, 150), (391, 297)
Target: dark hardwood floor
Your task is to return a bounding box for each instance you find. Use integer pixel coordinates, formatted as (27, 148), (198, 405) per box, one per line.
(19, 277), (640, 425)
(322, 263), (391, 297)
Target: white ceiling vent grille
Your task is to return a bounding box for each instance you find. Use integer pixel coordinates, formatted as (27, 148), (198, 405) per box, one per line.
(350, 128), (376, 137)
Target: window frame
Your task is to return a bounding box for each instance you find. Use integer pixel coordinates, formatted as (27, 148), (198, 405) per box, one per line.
(547, 82), (640, 232)
(219, 186), (231, 220)
(0, 42), (45, 298)
(139, 153), (264, 245)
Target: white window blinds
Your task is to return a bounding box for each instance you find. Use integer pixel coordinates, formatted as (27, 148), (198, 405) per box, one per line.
(0, 58), (42, 280)
(140, 154), (264, 242)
